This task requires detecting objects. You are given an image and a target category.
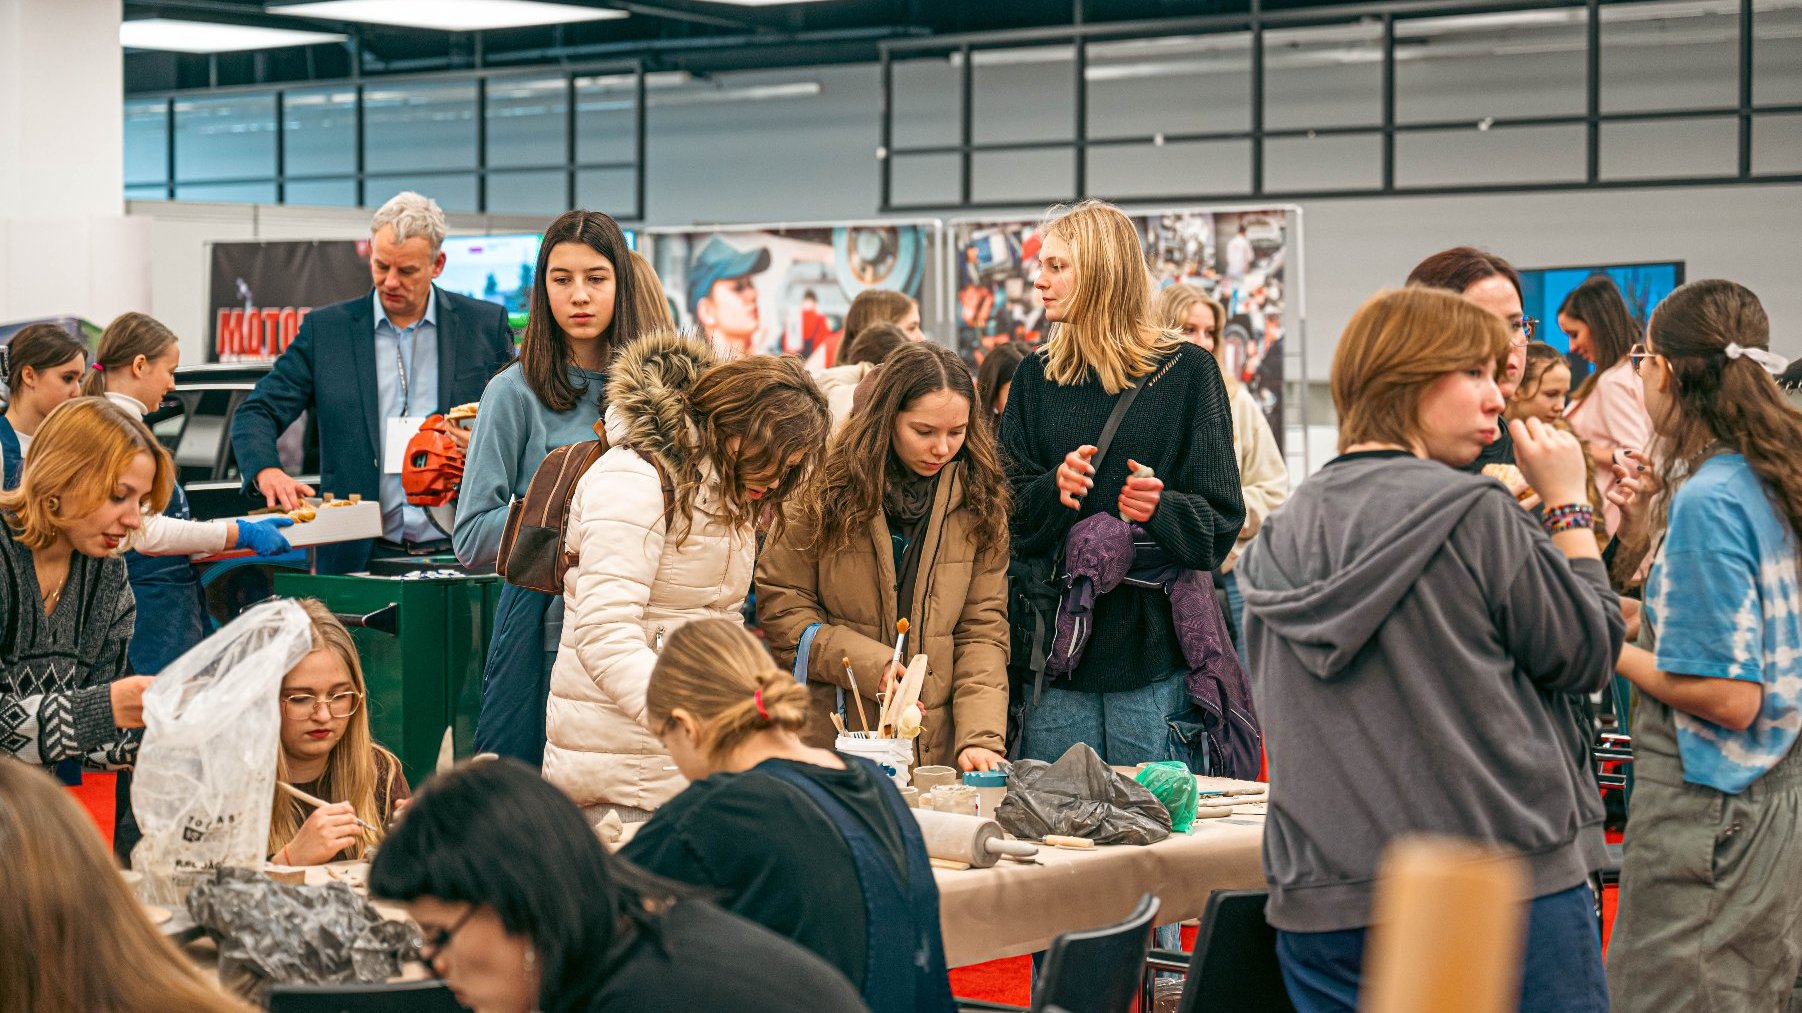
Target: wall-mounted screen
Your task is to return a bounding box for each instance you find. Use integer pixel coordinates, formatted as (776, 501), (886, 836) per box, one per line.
(1519, 261), (1685, 356)
(438, 233), (543, 333)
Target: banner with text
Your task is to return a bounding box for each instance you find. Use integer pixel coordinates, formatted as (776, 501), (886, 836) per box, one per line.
(207, 240), (370, 363)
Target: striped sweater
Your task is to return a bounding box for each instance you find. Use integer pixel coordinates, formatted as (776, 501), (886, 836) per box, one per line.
(0, 520), (140, 769)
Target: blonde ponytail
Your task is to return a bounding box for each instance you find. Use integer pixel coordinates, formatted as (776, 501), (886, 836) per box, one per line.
(647, 618), (810, 760)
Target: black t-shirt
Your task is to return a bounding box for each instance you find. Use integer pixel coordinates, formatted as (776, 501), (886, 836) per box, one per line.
(620, 757), (907, 991)
(580, 898), (868, 1013)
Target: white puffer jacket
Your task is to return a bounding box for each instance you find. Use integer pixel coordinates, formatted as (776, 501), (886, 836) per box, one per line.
(543, 334), (754, 811)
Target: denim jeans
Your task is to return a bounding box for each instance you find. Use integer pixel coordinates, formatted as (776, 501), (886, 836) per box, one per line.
(1017, 671), (1194, 767)
(1222, 568), (1248, 664)
(473, 583), (556, 766)
(1276, 883), (1609, 1013)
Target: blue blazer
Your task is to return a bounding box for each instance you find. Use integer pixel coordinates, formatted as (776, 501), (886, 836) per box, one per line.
(230, 285), (515, 574)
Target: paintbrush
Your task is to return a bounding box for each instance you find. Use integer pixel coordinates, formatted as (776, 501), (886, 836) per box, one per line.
(843, 656), (871, 736)
(278, 781), (379, 834)
(878, 618), (910, 734)
(830, 711), (849, 737)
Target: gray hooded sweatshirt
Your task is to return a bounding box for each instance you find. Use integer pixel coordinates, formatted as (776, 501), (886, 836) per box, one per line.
(1238, 451), (1621, 933)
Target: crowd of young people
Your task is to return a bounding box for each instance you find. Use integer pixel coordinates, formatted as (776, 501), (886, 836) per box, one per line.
(1, 191), (1798, 1013)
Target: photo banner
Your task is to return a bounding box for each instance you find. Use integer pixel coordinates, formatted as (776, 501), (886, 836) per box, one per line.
(207, 240), (370, 363)
(645, 222), (936, 364)
(951, 207), (1293, 443)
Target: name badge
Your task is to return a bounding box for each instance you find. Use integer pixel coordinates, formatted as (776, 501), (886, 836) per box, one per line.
(384, 416), (429, 474)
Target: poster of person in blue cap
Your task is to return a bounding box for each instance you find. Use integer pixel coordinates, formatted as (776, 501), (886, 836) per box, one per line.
(646, 223), (931, 364)
(687, 235), (771, 357)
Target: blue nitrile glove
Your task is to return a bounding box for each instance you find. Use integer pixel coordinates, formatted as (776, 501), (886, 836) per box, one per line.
(235, 516), (294, 556)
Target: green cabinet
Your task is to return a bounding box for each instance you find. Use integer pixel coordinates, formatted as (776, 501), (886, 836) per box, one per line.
(273, 570), (500, 788)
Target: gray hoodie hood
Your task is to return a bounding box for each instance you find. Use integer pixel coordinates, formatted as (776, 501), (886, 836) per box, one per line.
(1239, 455), (1495, 681)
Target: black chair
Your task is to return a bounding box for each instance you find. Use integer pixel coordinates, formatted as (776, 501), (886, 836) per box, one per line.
(959, 893), (1161, 1013)
(1142, 889), (1294, 1013)
(266, 980), (466, 1012)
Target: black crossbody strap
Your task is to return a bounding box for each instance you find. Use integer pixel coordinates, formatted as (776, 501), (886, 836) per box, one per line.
(1090, 370), (1149, 475)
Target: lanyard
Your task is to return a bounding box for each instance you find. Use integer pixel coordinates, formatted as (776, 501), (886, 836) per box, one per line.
(392, 324), (420, 416)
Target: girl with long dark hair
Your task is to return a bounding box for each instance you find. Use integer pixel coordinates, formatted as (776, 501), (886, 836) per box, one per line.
(1558, 274), (1652, 535)
(456, 209), (646, 765)
(1606, 280), (1802, 1012)
(760, 340), (1011, 772)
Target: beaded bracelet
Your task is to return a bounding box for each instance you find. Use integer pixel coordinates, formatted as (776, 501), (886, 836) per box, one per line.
(1541, 502), (1596, 536)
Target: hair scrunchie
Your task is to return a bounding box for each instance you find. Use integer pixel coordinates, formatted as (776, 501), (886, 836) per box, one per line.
(1724, 342), (1789, 375)
(753, 686), (770, 721)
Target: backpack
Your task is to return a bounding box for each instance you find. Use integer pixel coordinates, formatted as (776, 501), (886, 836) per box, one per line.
(496, 424), (673, 594)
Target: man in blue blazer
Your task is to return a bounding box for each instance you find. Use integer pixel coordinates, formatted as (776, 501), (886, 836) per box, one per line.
(231, 192), (515, 574)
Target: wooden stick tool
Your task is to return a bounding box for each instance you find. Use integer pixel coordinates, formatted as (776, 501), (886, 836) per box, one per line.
(278, 781), (379, 834)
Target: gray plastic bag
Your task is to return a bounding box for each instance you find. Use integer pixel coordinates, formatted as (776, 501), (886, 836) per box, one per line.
(995, 742), (1173, 845)
(186, 866), (420, 986)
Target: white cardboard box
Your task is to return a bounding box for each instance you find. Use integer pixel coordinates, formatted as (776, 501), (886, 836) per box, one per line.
(195, 499), (383, 556)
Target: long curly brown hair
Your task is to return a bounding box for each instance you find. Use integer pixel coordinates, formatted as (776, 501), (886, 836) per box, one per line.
(678, 354), (830, 545)
(1621, 279), (1802, 584)
(806, 341), (1009, 554)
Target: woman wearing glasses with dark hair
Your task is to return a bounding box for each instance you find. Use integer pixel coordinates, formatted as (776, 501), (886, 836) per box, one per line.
(267, 598), (410, 867)
(371, 759), (868, 1013)
(1407, 246), (1534, 474)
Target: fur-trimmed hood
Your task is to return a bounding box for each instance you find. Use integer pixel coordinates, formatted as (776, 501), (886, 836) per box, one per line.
(602, 329), (718, 469)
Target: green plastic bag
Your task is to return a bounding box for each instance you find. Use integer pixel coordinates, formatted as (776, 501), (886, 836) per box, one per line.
(1135, 760), (1198, 833)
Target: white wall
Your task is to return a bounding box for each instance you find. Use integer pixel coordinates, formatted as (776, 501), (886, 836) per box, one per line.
(0, 0), (146, 325)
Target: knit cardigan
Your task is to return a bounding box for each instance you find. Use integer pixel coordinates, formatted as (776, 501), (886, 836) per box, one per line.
(0, 521), (140, 769)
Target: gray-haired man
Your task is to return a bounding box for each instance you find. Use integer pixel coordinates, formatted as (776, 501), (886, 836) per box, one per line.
(230, 191), (516, 573)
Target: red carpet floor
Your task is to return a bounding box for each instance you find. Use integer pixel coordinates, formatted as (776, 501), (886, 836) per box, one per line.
(70, 773), (1623, 1005)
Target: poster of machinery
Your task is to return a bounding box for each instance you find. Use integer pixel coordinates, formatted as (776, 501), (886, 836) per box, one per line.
(642, 221), (938, 366)
(951, 207), (1295, 443)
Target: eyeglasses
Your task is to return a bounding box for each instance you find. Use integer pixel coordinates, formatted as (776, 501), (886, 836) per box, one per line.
(1628, 342), (1657, 374)
(420, 906), (477, 962)
(1511, 316), (1539, 346)
(280, 690), (363, 719)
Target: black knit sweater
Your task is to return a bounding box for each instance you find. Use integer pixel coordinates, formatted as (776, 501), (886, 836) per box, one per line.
(1000, 342), (1244, 694)
(0, 522), (140, 769)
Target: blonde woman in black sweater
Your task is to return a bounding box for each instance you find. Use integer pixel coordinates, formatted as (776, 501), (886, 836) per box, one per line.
(0, 397), (171, 772)
(1001, 200), (1243, 767)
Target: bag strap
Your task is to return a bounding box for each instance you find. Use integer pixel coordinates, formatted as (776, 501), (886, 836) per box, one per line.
(1023, 366), (1155, 712)
(1090, 369), (1151, 476)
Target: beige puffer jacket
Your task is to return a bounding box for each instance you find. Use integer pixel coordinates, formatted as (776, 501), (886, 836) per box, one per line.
(543, 333), (754, 811)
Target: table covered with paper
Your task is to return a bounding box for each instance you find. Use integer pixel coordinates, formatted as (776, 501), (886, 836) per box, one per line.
(930, 775), (1267, 967)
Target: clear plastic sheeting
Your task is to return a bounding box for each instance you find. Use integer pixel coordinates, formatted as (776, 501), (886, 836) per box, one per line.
(132, 599), (315, 905)
(994, 742), (1174, 846)
(186, 867), (421, 985)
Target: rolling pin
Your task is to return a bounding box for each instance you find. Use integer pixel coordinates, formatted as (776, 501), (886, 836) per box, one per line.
(910, 808), (1039, 868)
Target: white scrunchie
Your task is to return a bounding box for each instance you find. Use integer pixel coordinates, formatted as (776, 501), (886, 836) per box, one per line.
(1724, 342), (1790, 375)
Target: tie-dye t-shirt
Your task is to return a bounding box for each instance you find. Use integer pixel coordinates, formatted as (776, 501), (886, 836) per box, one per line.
(1645, 453), (1802, 794)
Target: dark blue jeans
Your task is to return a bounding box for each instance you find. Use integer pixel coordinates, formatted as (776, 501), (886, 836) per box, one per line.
(1275, 883), (1609, 1013)
(473, 583), (556, 767)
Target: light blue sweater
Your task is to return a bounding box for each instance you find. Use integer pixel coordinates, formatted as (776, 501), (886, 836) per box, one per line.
(455, 363), (606, 647)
